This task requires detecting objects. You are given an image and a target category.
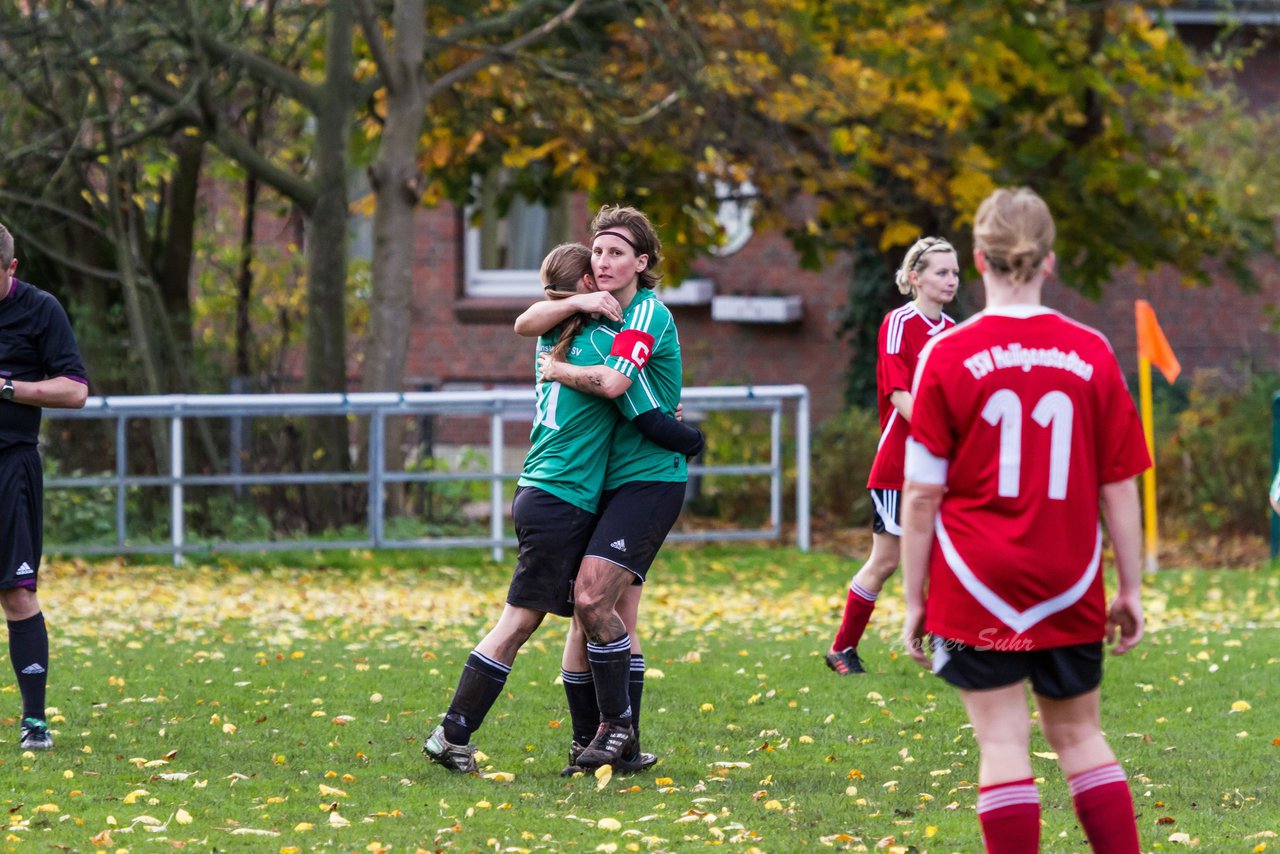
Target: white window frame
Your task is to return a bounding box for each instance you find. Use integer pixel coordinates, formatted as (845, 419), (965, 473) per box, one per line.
(463, 173), (571, 299)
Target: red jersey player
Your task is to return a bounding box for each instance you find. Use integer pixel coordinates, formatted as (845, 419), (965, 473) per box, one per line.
(900, 188), (1149, 854)
(826, 237), (958, 676)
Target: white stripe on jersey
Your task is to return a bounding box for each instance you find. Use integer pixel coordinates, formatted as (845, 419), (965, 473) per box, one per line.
(909, 310), (976, 396)
(630, 296), (656, 334)
(934, 517), (1103, 634)
(885, 304), (916, 355)
(885, 303), (953, 355)
(593, 317), (666, 413)
(620, 299), (673, 412)
(876, 409), (897, 452)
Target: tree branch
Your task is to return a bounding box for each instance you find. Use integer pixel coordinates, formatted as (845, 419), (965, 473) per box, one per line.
(181, 0), (323, 113)
(353, 0), (395, 89)
(423, 0), (587, 102)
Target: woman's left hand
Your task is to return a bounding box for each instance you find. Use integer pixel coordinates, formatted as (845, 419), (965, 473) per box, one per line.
(902, 606), (930, 669)
(537, 353), (562, 383)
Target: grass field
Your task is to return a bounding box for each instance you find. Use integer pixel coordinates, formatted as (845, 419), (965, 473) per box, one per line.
(0, 545), (1276, 853)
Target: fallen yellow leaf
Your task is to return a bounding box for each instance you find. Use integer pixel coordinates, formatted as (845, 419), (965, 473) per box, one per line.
(595, 764), (613, 790)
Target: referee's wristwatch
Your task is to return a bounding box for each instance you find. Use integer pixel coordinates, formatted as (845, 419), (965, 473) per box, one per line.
(0, 377), (14, 401)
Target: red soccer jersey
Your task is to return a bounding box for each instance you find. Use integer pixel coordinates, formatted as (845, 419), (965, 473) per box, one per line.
(909, 306), (1151, 649)
(866, 303), (954, 490)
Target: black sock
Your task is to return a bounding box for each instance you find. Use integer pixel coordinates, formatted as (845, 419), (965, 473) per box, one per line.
(587, 634), (632, 726)
(9, 613), (48, 721)
(442, 651), (510, 745)
(629, 654), (645, 743)
(561, 668), (598, 746)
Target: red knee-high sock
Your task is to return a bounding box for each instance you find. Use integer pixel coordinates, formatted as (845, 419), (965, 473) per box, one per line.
(977, 778), (1040, 854)
(831, 582), (877, 652)
(1069, 763), (1140, 854)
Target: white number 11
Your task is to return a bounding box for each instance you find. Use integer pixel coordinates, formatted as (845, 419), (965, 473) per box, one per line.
(981, 389), (1073, 500)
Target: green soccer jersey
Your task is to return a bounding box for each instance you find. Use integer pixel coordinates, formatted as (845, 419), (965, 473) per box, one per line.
(517, 325), (619, 513)
(591, 288), (688, 489)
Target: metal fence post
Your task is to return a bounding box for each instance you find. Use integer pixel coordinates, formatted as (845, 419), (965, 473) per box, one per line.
(491, 406), (505, 562)
(115, 415), (127, 550)
(769, 404), (782, 535)
(170, 413), (184, 566)
(369, 409), (386, 548)
(1272, 392), (1280, 559)
(796, 388), (810, 552)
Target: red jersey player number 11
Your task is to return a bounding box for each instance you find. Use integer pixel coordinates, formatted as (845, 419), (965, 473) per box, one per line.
(900, 187), (1150, 854)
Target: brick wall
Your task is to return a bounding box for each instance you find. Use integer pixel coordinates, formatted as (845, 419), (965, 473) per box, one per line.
(404, 202), (1279, 429)
(226, 22), (1280, 429)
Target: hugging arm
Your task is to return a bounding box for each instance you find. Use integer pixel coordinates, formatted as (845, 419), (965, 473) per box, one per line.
(632, 409), (705, 458)
(513, 292), (623, 337)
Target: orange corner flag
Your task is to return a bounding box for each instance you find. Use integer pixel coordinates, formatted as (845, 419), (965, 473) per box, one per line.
(1135, 300), (1181, 384)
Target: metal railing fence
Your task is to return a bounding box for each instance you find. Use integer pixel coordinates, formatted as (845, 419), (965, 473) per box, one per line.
(42, 385), (810, 564)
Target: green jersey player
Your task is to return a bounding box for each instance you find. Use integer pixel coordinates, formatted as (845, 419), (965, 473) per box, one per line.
(424, 242), (701, 774)
(538, 206), (696, 772)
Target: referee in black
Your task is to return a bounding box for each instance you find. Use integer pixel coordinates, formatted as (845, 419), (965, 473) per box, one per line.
(0, 222), (88, 750)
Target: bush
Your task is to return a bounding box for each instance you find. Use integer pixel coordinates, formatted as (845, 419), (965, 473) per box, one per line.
(687, 408), (778, 525)
(810, 406), (881, 525)
(1156, 372), (1276, 539)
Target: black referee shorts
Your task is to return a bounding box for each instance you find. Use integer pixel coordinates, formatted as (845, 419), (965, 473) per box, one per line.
(0, 444), (43, 591)
(507, 485), (598, 618)
(584, 480), (685, 583)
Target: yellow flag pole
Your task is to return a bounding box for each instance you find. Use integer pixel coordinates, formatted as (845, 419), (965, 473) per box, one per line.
(1138, 355), (1159, 574)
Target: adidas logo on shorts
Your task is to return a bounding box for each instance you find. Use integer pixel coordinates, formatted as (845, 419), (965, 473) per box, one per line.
(15, 562), (33, 576)
(610, 538), (627, 552)
(21, 663), (45, 675)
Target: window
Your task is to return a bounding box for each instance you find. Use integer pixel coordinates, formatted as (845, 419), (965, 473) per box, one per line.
(464, 172), (572, 298)
(712, 178), (756, 257)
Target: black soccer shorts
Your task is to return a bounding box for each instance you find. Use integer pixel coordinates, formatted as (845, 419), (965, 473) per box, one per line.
(869, 488), (901, 536)
(507, 486), (597, 618)
(0, 445), (43, 591)
(584, 480), (686, 583)
(931, 637), (1104, 700)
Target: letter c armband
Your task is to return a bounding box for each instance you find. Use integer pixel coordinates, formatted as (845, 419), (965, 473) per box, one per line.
(610, 329), (656, 371)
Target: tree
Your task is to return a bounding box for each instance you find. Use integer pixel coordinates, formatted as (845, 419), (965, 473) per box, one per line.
(518, 0), (1276, 404)
(0, 3), (208, 401)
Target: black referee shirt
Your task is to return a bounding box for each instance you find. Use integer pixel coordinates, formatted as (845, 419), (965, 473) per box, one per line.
(0, 279), (88, 449)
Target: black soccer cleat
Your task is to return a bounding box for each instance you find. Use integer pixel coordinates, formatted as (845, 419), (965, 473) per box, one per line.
(573, 720), (638, 770)
(563, 737), (657, 776)
(825, 647), (865, 676)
